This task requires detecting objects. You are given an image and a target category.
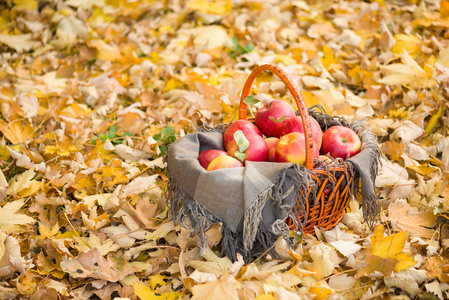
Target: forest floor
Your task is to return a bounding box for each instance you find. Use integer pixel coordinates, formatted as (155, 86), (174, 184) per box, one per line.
(0, 0), (449, 299)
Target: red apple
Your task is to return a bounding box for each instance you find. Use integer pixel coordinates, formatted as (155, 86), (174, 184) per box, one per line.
(255, 100), (296, 137)
(207, 155), (244, 171)
(198, 149), (228, 169)
(265, 137), (279, 162)
(275, 132), (319, 165)
(227, 132), (269, 163)
(323, 183), (332, 196)
(280, 116), (323, 149)
(223, 120), (262, 151)
(320, 126), (361, 159)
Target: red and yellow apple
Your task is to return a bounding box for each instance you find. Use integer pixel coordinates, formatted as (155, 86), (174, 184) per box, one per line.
(320, 126), (361, 159)
(275, 132), (319, 165)
(227, 132), (269, 163)
(223, 120), (262, 151)
(207, 155), (244, 171)
(255, 100), (296, 137)
(265, 137), (279, 162)
(198, 149), (228, 169)
(280, 116), (323, 149)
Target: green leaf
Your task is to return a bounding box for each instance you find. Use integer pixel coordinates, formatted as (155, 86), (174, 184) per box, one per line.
(234, 130), (249, 153)
(161, 126), (175, 137)
(234, 151), (246, 163)
(247, 42), (254, 52)
(269, 116), (289, 123)
(232, 36), (239, 49)
(243, 96), (259, 106)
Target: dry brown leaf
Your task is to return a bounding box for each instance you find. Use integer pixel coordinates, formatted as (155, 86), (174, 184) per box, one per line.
(384, 199), (437, 238)
(0, 230), (32, 277)
(60, 248), (135, 282)
(384, 269), (429, 298)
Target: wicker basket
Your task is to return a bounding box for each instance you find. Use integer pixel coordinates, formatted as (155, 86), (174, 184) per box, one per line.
(238, 64), (354, 235)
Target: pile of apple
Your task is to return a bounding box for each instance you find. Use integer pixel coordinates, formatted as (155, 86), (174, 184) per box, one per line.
(198, 100), (362, 171)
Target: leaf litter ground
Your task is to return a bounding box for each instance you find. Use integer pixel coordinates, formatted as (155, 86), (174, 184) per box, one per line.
(1, 0), (449, 299)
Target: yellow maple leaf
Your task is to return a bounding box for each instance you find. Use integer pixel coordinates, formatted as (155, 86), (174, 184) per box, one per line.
(149, 274), (168, 290)
(370, 226), (407, 258)
(38, 222), (60, 238)
(44, 135), (79, 156)
(12, 0), (37, 11)
(357, 225), (416, 278)
(163, 78), (185, 92)
(391, 34), (420, 56)
(187, 0), (231, 15)
(70, 174), (96, 198)
(133, 281), (183, 300)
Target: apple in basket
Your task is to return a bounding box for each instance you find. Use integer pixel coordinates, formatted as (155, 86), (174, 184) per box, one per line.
(265, 137), (279, 162)
(275, 132), (319, 164)
(280, 116), (323, 149)
(223, 120), (262, 151)
(255, 100), (296, 137)
(207, 155), (244, 171)
(320, 126), (361, 159)
(198, 149), (228, 169)
(323, 183), (332, 196)
(227, 131), (269, 163)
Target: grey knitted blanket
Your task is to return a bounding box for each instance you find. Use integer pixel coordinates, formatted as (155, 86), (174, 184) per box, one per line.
(166, 106), (382, 262)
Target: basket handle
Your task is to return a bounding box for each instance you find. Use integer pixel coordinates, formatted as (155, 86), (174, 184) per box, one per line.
(239, 64), (315, 170)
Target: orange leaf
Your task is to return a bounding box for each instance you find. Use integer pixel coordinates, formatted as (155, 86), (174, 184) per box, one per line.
(0, 119), (34, 144)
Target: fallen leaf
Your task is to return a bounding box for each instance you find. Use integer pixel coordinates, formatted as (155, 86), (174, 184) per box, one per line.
(187, 0), (231, 15)
(0, 230), (31, 277)
(383, 199), (437, 238)
(0, 34), (40, 53)
(188, 246), (233, 276)
(302, 244), (337, 280)
(60, 248), (135, 282)
(329, 240), (362, 258)
(133, 281), (183, 300)
(73, 234), (120, 256)
(191, 273), (240, 300)
(375, 158), (415, 199)
(384, 269), (429, 298)
(0, 119), (35, 144)
(356, 225), (416, 278)
(0, 199), (36, 233)
(391, 120), (425, 144)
